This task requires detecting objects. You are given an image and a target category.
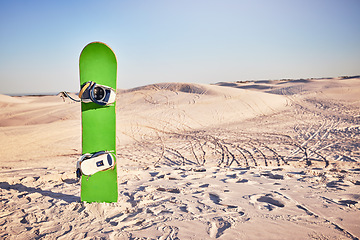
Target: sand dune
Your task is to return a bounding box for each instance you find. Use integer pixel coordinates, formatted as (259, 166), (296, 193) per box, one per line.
(0, 78), (359, 239)
(116, 83), (288, 145)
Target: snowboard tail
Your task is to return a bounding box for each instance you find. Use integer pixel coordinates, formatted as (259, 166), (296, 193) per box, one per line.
(79, 42), (118, 203)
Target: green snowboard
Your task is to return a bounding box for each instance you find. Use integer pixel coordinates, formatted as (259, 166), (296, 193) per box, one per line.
(79, 42), (118, 203)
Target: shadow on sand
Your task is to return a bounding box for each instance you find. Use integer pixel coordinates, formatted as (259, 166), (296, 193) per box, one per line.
(0, 181), (80, 203)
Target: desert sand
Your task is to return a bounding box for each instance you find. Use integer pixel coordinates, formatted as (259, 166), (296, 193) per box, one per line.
(0, 77), (359, 239)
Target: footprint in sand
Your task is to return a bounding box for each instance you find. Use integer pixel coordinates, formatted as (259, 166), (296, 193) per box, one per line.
(245, 192), (286, 211)
(257, 195), (285, 208)
(158, 225), (179, 240)
(208, 193), (241, 212)
(207, 217), (231, 238)
(322, 196), (359, 208)
(338, 199), (358, 207)
(209, 193), (221, 205)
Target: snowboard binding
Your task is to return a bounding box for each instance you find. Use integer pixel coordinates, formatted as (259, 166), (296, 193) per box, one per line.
(76, 151), (116, 178)
(79, 81), (116, 106)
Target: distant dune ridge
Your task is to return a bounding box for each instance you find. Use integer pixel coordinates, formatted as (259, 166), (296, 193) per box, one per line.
(0, 77), (359, 239)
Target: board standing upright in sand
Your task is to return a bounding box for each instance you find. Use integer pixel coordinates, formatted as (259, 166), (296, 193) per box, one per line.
(76, 42), (118, 203)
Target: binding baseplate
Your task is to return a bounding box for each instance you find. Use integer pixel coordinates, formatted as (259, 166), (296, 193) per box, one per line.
(78, 81), (116, 106)
(76, 151), (115, 178)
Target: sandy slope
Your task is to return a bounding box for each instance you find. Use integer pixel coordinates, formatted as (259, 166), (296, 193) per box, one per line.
(0, 78), (359, 239)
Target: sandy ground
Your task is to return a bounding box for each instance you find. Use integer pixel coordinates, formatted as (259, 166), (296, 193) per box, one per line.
(0, 77), (359, 239)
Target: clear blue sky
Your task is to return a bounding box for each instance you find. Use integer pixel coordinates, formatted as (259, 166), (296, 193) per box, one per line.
(1, 0), (359, 94)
